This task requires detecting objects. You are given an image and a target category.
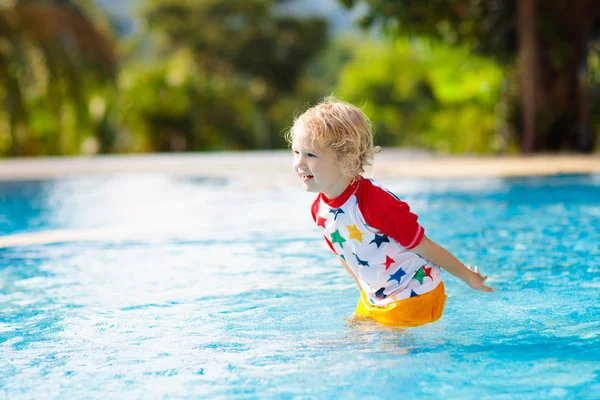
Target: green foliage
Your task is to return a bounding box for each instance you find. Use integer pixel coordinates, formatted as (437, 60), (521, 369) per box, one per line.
(305, 34), (360, 91)
(144, 0), (326, 90)
(136, 0), (328, 150)
(340, 0), (600, 152)
(340, 0), (517, 63)
(4, 0), (560, 156)
(0, 0), (116, 156)
(117, 51), (258, 152)
(337, 38), (505, 152)
(0, 0), (329, 156)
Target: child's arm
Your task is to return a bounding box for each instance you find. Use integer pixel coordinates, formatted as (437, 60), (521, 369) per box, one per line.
(412, 235), (493, 292)
(338, 256), (363, 292)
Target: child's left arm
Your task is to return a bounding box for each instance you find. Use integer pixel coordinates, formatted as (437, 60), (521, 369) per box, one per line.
(412, 235), (493, 292)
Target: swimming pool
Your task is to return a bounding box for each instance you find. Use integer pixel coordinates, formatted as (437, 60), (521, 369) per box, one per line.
(1, 173), (599, 398)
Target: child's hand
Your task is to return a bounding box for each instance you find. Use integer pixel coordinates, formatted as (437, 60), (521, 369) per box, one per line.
(465, 265), (494, 292)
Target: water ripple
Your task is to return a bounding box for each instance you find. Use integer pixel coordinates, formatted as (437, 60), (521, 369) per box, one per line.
(0, 174), (599, 398)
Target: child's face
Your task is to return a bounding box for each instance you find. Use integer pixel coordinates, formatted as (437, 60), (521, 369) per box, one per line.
(291, 124), (353, 198)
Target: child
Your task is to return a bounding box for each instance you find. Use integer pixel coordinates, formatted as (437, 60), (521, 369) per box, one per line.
(287, 98), (493, 327)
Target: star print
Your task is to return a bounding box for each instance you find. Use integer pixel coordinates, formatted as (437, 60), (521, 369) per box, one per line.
(375, 288), (387, 298)
(329, 208), (344, 220)
(412, 265), (427, 284)
(410, 290), (419, 298)
(317, 216), (327, 229)
(340, 254), (346, 261)
(369, 234), (390, 248)
(353, 253), (369, 267)
(387, 267), (406, 284)
(424, 266), (433, 279)
(346, 224), (364, 242)
(383, 256), (395, 270)
(330, 229), (346, 249)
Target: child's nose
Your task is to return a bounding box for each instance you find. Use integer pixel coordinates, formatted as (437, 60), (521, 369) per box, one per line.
(293, 154), (305, 169)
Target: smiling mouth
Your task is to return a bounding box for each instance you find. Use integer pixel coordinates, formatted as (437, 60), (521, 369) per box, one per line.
(301, 174), (314, 182)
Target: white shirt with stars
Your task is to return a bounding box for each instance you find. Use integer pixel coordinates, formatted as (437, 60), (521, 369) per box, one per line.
(311, 177), (443, 307)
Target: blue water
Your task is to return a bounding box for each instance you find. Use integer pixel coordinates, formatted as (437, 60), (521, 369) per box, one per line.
(1, 173), (599, 399)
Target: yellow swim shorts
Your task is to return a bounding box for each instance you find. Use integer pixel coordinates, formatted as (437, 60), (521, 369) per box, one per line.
(354, 282), (447, 327)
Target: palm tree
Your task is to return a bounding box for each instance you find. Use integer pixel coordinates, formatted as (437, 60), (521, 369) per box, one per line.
(0, 0), (116, 155)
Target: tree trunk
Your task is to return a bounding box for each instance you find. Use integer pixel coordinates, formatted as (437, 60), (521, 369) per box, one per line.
(517, 0), (537, 152)
(517, 0), (596, 152)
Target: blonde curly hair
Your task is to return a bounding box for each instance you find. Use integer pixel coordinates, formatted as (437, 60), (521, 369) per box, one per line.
(286, 97), (381, 177)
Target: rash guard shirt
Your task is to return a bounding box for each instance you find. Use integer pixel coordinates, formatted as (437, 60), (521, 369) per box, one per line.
(311, 177), (442, 307)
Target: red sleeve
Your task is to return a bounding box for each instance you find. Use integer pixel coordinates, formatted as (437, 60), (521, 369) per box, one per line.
(356, 179), (424, 249)
(311, 195), (337, 254)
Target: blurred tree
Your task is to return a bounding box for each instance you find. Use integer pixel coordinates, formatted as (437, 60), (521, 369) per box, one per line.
(337, 38), (504, 153)
(116, 50), (259, 152)
(142, 0), (327, 149)
(0, 0), (116, 155)
(340, 0), (599, 152)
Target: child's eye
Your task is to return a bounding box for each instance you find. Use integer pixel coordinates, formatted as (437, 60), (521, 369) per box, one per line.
(307, 153), (316, 158)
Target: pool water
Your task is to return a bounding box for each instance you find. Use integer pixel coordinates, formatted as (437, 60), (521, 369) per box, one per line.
(0, 173), (599, 398)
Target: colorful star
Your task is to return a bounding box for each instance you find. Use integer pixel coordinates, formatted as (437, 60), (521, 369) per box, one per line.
(387, 267), (406, 284)
(346, 224), (364, 242)
(424, 265), (433, 280)
(383, 255), (395, 270)
(369, 234), (390, 248)
(375, 287), (387, 298)
(353, 253), (369, 267)
(330, 229), (346, 249)
(329, 208), (344, 220)
(317, 216), (327, 229)
(412, 266), (427, 284)
(410, 290), (419, 298)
